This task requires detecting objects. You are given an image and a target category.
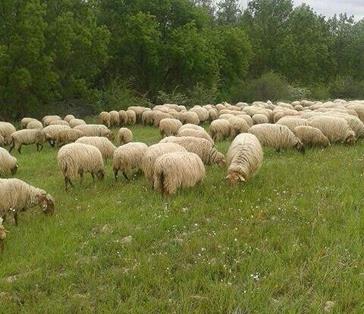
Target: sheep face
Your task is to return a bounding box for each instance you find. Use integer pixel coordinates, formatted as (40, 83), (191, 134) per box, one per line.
(11, 164), (18, 175)
(37, 194), (55, 215)
(226, 172), (246, 185)
(216, 152), (226, 167)
(106, 132), (114, 141)
(295, 141), (305, 154)
(345, 132), (356, 145)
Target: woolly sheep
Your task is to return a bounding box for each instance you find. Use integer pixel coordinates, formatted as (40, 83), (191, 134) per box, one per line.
(0, 135), (4, 146)
(177, 128), (214, 144)
(228, 116), (250, 138)
(42, 115), (62, 126)
(226, 133), (263, 184)
(293, 126), (330, 147)
(69, 118), (86, 128)
(153, 111), (172, 127)
(153, 152), (205, 195)
(142, 110), (154, 126)
(99, 112), (111, 127)
(74, 124), (113, 139)
(0, 122), (16, 145)
(76, 136), (116, 161)
(0, 217), (8, 253)
(142, 143), (187, 183)
(109, 110), (120, 127)
(27, 120), (43, 129)
(276, 117), (309, 132)
(179, 124), (205, 132)
(43, 125), (71, 146)
(0, 147), (17, 176)
(252, 114), (269, 125)
(208, 109), (218, 121)
(57, 143), (105, 190)
(49, 120), (70, 126)
(180, 111), (200, 125)
(128, 106), (148, 123)
(190, 107), (209, 122)
(55, 129), (84, 147)
(9, 129), (46, 153)
(21, 118), (37, 129)
(237, 114), (253, 127)
(0, 178), (54, 225)
(209, 119), (231, 142)
(113, 142), (148, 180)
(159, 118), (183, 137)
(126, 110), (137, 125)
(160, 136), (225, 166)
(119, 110), (128, 125)
(248, 124), (305, 153)
(117, 128), (133, 145)
(64, 114), (75, 122)
(308, 116), (356, 144)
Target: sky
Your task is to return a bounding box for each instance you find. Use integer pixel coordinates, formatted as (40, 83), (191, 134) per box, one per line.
(241, 0), (364, 21)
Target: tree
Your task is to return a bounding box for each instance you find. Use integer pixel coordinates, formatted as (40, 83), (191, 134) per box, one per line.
(216, 0), (242, 25)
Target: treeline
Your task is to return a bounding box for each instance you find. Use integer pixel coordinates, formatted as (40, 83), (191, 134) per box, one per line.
(1, 0), (363, 119)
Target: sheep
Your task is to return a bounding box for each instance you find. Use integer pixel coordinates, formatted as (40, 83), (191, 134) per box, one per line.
(76, 136), (116, 161)
(141, 110), (154, 126)
(159, 118), (183, 137)
(42, 115), (62, 126)
(208, 109), (218, 121)
(43, 125), (71, 146)
(0, 122), (16, 145)
(179, 124), (205, 132)
(117, 128), (133, 145)
(153, 152), (205, 195)
(49, 120), (70, 126)
(109, 110), (120, 127)
(113, 142), (148, 180)
(252, 114), (269, 125)
(152, 111), (172, 127)
(9, 129), (46, 153)
(190, 107), (209, 122)
(55, 129), (84, 147)
(126, 110), (136, 125)
(276, 117), (309, 132)
(248, 124), (305, 153)
(0, 178), (54, 226)
(99, 112), (111, 127)
(21, 117), (37, 129)
(128, 106), (148, 123)
(57, 143), (105, 190)
(293, 126), (330, 148)
(0, 217), (8, 253)
(209, 119), (231, 142)
(177, 128), (214, 144)
(142, 143), (187, 182)
(69, 118), (86, 128)
(226, 133), (263, 184)
(180, 111), (200, 125)
(74, 124), (113, 139)
(27, 120), (43, 129)
(64, 114), (75, 122)
(228, 116), (250, 138)
(237, 114), (253, 127)
(119, 110), (128, 126)
(160, 136), (225, 166)
(0, 135), (4, 146)
(308, 116), (356, 144)
(0, 147), (17, 176)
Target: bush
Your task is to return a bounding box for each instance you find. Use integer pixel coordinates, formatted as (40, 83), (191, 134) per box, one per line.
(287, 86), (311, 101)
(329, 76), (364, 99)
(310, 85), (331, 100)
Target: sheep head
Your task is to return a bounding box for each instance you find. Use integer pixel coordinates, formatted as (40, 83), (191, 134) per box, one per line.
(226, 172), (246, 185)
(345, 132), (356, 145)
(11, 164), (18, 175)
(295, 140), (305, 154)
(36, 193), (55, 215)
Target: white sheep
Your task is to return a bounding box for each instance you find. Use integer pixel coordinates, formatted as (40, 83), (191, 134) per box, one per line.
(228, 116), (250, 138)
(159, 118), (182, 137)
(69, 118), (86, 128)
(179, 124), (205, 132)
(226, 133), (263, 184)
(113, 142), (148, 180)
(126, 110), (137, 125)
(27, 120), (43, 129)
(117, 128), (133, 145)
(0, 178), (55, 225)
(55, 129), (84, 147)
(0, 122), (16, 145)
(177, 128), (214, 144)
(0, 147), (17, 176)
(119, 110), (128, 125)
(64, 114), (76, 122)
(99, 112), (111, 127)
(9, 129), (46, 153)
(74, 124), (113, 139)
(42, 115), (62, 126)
(76, 136), (116, 161)
(43, 125), (71, 146)
(49, 120), (70, 126)
(293, 126), (330, 147)
(153, 152), (205, 195)
(57, 143), (105, 190)
(109, 110), (120, 127)
(276, 116), (309, 132)
(252, 114), (269, 125)
(209, 119), (231, 142)
(21, 117), (37, 129)
(180, 111), (200, 125)
(0, 135), (4, 146)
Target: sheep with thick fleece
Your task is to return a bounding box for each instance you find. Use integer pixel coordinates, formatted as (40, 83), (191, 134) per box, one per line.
(180, 111), (200, 125)
(0, 135), (4, 146)
(308, 116), (356, 144)
(142, 110), (154, 126)
(128, 106), (148, 123)
(109, 111), (120, 127)
(142, 143), (187, 183)
(0, 217), (8, 252)
(74, 124), (113, 139)
(179, 124), (205, 132)
(252, 114), (269, 125)
(226, 133), (263, 184)
(228, 116), (250, 138)
(153, 111), (172, 127)
(69, 118), (86, 128)
(42, 115), (62, 126)
(117, 128), (133, 145)
(0, 178), (54, 225)
(0, 122), (16, 145)
(49, 120), (70, 126)
(293, 126), (330, 147)
(209, 119), (231, 142)
(113, 142), (148, 180)
(76, 136), (116, 160)
(248, 124), (304, 153)
(0, 147), (17, 176)
(276, 117), (309, 132)
(9, 129), (46, 153)
(57, 143), (105, 190)
(55, 129), (84, 147)
(99, 112), (111, 127)
(190, 107), (209, 123)
(119, 110), (128, 126)
(126, 110), (137, 125)
(159, 118), (182, 137)
(160, 136), (225, 166)
(177, 128), (214, 144)
(64, 114), (75, 122)
(27, 120), (43, 129)
(153, 152), (205, 195)
(21, 118), (37, 129)
(43, 125), (71, 146)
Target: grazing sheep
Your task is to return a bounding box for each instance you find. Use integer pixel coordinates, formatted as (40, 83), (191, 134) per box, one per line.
(9, 129), (46, 153)
(42, 115), (62, 126)
(49, 120), (70, 126)
(0, 178), (54, 225)
(76, 136), (116, 161)
(177, 128), (214, 144)
(190, 107), (209, 123)
(117, 128), (133, 145)
(57, 143), (105, 190)
(74, 124), (113, 139)
(0, 135), (4, 146)
(99, 112), (111, 127)
(159, 118), (183, 137)
(276, 117), (309, 132)
(126, 110), (136, 125)
(293, 126), (330, 147)
(248, 124), (304, 153)
(27, 120), (43, 129)
(153, 152), (205, 195)
(43, 125), (71, 146)
(180, 111), (200, 125)
(179, 124), (205, 132)
(128, 106), (148, 123)
(237, 114), (253, 127)
(252, 114), (269, 125)
(119, 110), (128, 126)
(160, 136), (225, 166)
(21, 117), (37, 129)
(226, 133), (263, 184)
(0, 217), (8, 253)
(109, 110), (120, 127)
(142, 143), (187, 182)
(142, 110), (154, 126)
(0, 122), (16, 145)
(69, 118), (86, 128)
(113, 142), (148, 180)
(309, 116), (356, 144)
(228, 116), (250, 138)
(55, 129), (84, 147)
(0, 147), (17, 176)
(209, 119), (231, 142)
(152, 111), (172, 127)
(208, 109), (218, 121)
(64, 114), (75, 122)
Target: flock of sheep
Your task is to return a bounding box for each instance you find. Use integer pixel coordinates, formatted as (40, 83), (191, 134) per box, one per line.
(1, 98), (364, 251)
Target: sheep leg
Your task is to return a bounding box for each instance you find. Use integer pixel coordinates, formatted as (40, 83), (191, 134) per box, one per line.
(65, 177), (73, 191)
(39, 144), (44, 151)
(114, 169), (118, 181)
(91, 173), (95, 182)
(13, 211), (18, 226)
(0, 240), (4, 253)
(276, 148), (281, 153)
(122, 172), (129, 180)
(17, 145), (22, 154)
(9, 141), (15, 153)
(79, 170), (84, 185)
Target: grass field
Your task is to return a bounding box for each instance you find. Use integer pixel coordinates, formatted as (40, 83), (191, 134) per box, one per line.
(1, 124), (364, 313)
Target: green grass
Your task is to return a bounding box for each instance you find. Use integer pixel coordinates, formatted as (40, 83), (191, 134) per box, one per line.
(1, 125), (364, 313)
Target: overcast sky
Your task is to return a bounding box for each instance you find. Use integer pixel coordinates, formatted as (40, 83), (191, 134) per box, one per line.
(241, 0), (364, 20)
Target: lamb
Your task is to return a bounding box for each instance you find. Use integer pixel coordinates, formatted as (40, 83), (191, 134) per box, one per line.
(153, 152), (205, 195)
(293, 126), (330, 147)
(117, 128), (133, 145)
(160, 136), (225, 166)
(0, 178), (54, 225)
(0, 147), (17, 176)
(57, 143), (105, 190)
(27, 120), (43, 129)
(209, 119), (231, 142)
(159, 118), (183, 137)
(142, 143), (187, 182)
(69, 118), (86, 128)
(0, 217), (8, 253)
(55, 129), (84, 147)
(74, 124), (113, 139)
(9, 129), (46, 153)
(113, 142), (148, 180)
(76, 136), (116, 160)
(126, 110), (137, 125)
(64, 114), (75, 122)
(109, 110), (120, 127)
(308, 116), (356, 144)
(43, 125), (71, 146)
(177, 128), (214, 144)
(0, 122), (16, 145)
(99, 112), (111, 127)
(248, 124), (305, 153)
(276, 117), (309, 132)
(226, 133), (263, 184)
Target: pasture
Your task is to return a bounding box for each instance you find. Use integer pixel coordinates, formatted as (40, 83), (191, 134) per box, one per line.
(0, 124), (363, 313)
